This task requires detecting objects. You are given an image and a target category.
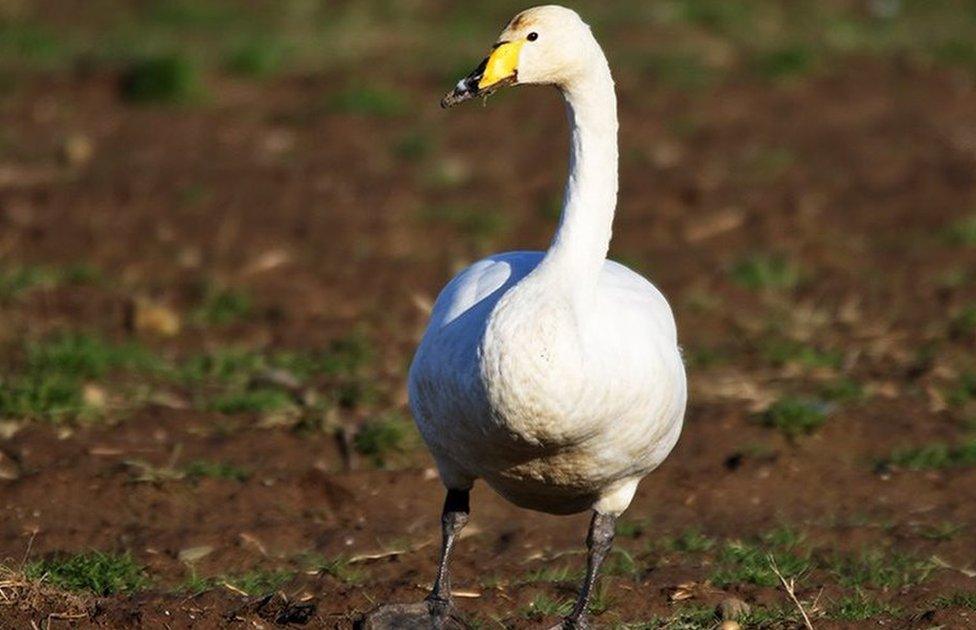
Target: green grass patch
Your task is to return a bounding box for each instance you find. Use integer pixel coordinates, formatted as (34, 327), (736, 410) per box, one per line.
(946, 212), (976, 246)
(820, 377), (865, 403)
(354, 412), (418, 467)
(829, 592), (899, 621)
(676, 0), (753, 34)
(643, 603), (798, 629)
(604, 548), (638, 577)
(207, 387), (294, 414)
(479, 574), (504, 590)
(178, 348), (267, 384)
(751, 45), (816, 80)
(711, 528), (809, 588)
(181, 332), (372, 383)
(191, 283), (252, 326)
(145, 1), (238, 29)
(179, 566), (295, 595)
(615, 518), (648, 539)
(314, 331), (374, 377)
(0, 332), (373, 420)
(741, 146), (796, 182)
(394, 130), (434, 161)
(178, 343), (368, 383)
(0, 264), (89, 301)
(521, 594), (572, 620)
(221, 569), (293, 595)
(321, 379), (372, 409)
(684, 345), (732, 369)
(328, 85), (407, 118)
(317, 556), (367, 585)
(1, 333), (163, 421)
(0, 21), (65, 69)
(0, 264), (100, 302)
(26, 551), (148, 595)
(760, 396), (828, 439)
(761, 338), (843, 370)
(0, 373), (84, 421)
(644, 604), (716, 629)
(916, 521), (963, 541)
(884, 438), (976, 471)
(517, 566), (577, 585)
(830, 549), (932, 590)
(176, 183), (212, 206)
(26, 333), (162, 379)
(762, 525), (804, 548)
(662, 528), (716, 554)
(933, 591), (976, 610)
(938, 267), (976, 289)
(120, 55), (203, 104)
(177, 333), (376, 413)
(182, 459), (251, 482)
(730, 254), (802, 290)
(740, 605), (801, 627)
(225, 39), (286, 77)
(950, 306), (976, 339)
(933, 39), (976, 70)
(177, 568), (215, 595)
(947, 372), (976, 407)
(587, 582), (614, 616)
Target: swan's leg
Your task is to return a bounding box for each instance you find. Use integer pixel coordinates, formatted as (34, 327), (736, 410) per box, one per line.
(562, 511), (616, 629)
(425, 488), (470, 615)
(357, 489), (470, 629)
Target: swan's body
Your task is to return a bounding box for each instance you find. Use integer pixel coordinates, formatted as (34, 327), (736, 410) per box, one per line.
(370, 6), (687, 627)
(410, 251), (685, 515)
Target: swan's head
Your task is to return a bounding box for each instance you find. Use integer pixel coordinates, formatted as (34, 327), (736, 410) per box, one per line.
(441, 5), (597, 108)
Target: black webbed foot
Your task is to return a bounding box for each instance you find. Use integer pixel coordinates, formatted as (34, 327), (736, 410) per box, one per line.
(357, 601), (468, 630)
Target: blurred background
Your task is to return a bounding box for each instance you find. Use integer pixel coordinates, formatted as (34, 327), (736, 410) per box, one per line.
(1, 0), (976, 627)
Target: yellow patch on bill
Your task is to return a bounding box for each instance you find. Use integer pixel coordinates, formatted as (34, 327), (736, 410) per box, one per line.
(478, 41), (524, 89)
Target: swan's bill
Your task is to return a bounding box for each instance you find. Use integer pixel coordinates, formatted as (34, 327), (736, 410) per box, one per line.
(478, 40), (524, 89)
(440, 40), (523, 109)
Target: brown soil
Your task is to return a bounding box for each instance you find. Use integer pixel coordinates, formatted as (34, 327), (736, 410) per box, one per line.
(1, 38), (976, 630)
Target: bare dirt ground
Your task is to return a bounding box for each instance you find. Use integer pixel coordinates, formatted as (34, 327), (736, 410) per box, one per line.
(2, 1), (976, 628)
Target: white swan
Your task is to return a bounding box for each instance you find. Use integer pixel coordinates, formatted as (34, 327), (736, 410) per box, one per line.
(367, 6), (686, 629)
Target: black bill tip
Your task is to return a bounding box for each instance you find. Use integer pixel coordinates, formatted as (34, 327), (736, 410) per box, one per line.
(440, 57), (488, 109)
(441, 82), (478, 108)
(440, 74), (517, 109)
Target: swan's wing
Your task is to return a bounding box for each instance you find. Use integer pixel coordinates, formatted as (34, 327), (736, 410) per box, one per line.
(411, 251), (544, 488)
(599, 259), (678, 343)
(427, 251), (544, 331)
(596, 259), (686, 477)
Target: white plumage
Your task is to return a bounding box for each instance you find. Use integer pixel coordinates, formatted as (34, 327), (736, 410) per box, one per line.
(408, 5), (686, 519)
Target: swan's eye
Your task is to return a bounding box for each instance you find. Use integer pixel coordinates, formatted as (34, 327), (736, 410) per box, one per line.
(527, 32), (539, 42)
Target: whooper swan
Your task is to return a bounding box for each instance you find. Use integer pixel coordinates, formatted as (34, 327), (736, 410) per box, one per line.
(366, 5), (687, 629)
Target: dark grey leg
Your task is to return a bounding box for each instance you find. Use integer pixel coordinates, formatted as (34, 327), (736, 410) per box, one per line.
(357, 489), (471, 629)
(425, 489), (470, 616)
(563, 511), (616, 629)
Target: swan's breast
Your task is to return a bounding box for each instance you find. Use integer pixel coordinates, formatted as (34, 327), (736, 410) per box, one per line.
(478, 280), (589, 447)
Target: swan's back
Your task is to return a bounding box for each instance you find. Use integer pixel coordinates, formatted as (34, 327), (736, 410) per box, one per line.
(424, 253), (677, 340)
(424, 251), (542, 333)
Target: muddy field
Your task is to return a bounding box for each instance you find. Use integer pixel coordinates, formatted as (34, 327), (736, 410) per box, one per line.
(2, 1), (976, 628)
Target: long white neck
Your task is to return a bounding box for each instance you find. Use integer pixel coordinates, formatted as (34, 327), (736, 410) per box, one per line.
(539, 49), (618, 290)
